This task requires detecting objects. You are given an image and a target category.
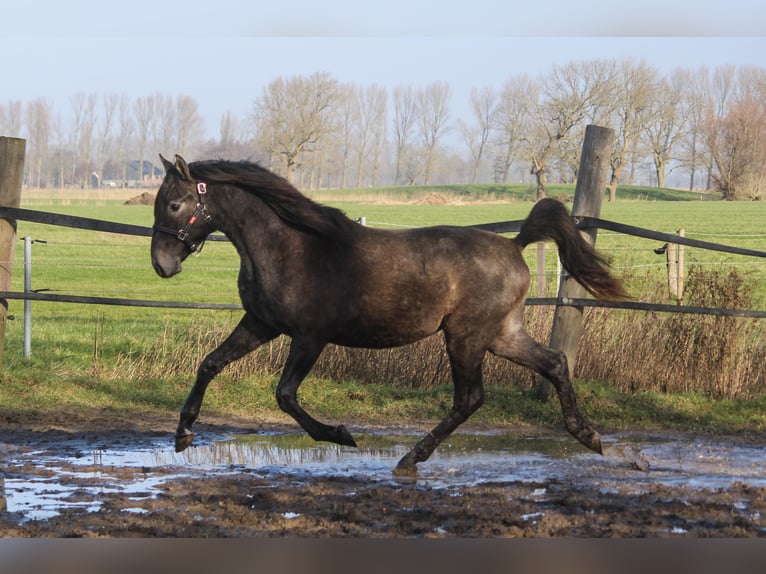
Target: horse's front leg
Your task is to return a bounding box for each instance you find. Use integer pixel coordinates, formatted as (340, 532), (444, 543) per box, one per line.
(275, 338), (358, 447)
(175, 313), (278, 452)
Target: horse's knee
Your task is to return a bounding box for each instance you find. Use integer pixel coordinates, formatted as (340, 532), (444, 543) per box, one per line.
(540, 349), (569, 388)
(469, 386), (485, 412)
(455, 385), (485, 418)
(275, 387), (295, 413)
(197, 356), (222, 380)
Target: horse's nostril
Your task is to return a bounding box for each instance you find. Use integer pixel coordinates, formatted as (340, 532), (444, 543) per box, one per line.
(153, 263), (167, 278)
(152, 256), (179, 278)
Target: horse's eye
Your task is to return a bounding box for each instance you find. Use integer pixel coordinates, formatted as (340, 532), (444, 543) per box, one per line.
(169, 202), (181, 213)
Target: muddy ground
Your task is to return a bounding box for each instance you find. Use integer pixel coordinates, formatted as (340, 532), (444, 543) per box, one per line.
(1, 408), (766, 538)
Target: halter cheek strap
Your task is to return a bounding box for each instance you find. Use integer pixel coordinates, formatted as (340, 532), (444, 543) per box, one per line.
(153, 182), (212, 253)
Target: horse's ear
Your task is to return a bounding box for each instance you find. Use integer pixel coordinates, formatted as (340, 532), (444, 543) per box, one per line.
(159, 154), (174, 172)
(174, 154), (193, 181)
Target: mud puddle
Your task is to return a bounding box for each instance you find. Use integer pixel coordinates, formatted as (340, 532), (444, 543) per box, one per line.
(2, 428), (765, 525)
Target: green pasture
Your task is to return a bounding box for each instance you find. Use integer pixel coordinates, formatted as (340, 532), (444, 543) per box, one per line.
(4, 187), (765, 368)
(0, 184), (764, 434)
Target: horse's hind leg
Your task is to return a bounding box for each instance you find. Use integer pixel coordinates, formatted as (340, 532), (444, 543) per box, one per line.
(395, 337), (485, 474)
(175, 313), (277, 452)
(490, 327), (602, 454)
(275, 337), (357, 447)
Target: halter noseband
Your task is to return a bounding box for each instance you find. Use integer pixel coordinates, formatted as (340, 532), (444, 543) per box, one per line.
(153, 182), (212, 252)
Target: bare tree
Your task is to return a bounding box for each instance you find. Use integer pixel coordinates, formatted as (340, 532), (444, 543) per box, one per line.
(700, 66), (738, 191)
(116, 95), (134, 186)
(218, 111), (236, 155)
(335, 84), (356, 189)
(69, 93), (97, 187)
(203, 110), (253, 160)
(252, 72), (340, 183)
(0, 100), (23, 137)
(416, 81), (452, 185)
(522, 60), (612, 199)
(367, 86), (388, 187)
(25, 98), (52, 187)
(175, 95), (204, 157)
(676, 67), (710, 190)
(156, 95), (176, 159)
(52, 113), (67, 187)
(392, 84), (417, 185)
(460, 86), (497, 184)
(0, 104), (7, 137)
(642, 69), (688, 188)
(703, 66), (766, 199)
(134, 95), (156, 185)
(604, 58), (658, 201)
(94, 94), (118, 188)
(492, 75), (536, 183)
(353, 84), (387, 187)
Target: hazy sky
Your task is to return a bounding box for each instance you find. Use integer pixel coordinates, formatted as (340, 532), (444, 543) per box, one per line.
(3, 0), (765, 140)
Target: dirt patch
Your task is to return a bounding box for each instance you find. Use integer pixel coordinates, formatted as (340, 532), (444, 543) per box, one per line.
(124, 191), (155, 205)
(1, 409), (765, 538)
(414, 192), (451, 205)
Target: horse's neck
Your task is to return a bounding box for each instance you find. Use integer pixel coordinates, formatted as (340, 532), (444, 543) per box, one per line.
(210, 184), (303, 248)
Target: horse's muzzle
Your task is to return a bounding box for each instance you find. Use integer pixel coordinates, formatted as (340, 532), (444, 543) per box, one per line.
(151, 233), (187, 278)
(152, 256), (181, 279)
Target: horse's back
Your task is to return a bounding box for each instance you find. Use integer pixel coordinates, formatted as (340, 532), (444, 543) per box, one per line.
(328, 225), (529, 348)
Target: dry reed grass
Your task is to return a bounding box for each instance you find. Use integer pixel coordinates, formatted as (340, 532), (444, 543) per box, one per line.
(113, 266), (763, 399)
(576, 267), (764, 398)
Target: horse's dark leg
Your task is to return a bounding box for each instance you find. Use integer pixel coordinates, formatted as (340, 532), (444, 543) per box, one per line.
(175, 313), (278, 452)
(490, 327), (602, 454)
(275, 338), (357, 447)
(395, 337), (485, 474)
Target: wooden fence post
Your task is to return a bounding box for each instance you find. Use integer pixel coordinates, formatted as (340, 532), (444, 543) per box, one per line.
(666, 242), (678, 299)
(677, 228), (685, 305)
(0, 137), (26, 366)
(535, 125), (614, 401)
(664, 228), (686, 304)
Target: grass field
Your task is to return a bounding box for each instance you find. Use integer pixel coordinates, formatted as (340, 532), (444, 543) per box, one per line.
(0, 184), (764, 432)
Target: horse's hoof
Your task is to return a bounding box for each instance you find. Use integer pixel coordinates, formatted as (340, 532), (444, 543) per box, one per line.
(591, 432), (603, 455)
(575, 427), (602, 455)
(337, 425), (358, 448)
(175, 431), (195, 453)
(393, 454), (418, 477)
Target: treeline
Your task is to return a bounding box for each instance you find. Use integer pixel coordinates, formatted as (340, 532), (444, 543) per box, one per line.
(2, 59), (765, 200)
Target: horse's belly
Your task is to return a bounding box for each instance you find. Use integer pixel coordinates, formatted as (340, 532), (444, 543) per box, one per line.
(331, 327), (438, 349)
(330, 308), (444, 349)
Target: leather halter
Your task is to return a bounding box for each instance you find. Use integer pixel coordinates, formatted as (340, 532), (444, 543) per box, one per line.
(153, 182), (212, 252)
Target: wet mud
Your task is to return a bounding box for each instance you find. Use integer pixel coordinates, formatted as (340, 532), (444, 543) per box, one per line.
(1, 409), (765, 537)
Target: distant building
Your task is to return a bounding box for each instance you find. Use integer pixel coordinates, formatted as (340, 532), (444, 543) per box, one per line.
(102, 160), (163, 188)
(126, 160), (163, 183)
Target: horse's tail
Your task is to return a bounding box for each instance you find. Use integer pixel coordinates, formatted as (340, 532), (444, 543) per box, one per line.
(514, 198), (628, 301)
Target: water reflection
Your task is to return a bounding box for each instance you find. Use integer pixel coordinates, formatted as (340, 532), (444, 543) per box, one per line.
(164, 434), (411, 469)
(147, 432), (577, 486)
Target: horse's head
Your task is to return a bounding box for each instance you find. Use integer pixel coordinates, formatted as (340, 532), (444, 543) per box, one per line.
(151, 154), (215, 278)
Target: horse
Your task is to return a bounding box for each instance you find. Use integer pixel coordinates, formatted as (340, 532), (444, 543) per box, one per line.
(151, 154), (626, 473)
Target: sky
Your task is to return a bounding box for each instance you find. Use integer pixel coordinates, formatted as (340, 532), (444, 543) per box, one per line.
(3, 0), (766, 140)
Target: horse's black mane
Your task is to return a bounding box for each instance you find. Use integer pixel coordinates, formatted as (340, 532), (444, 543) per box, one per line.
(186, 160), (357, 240)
